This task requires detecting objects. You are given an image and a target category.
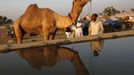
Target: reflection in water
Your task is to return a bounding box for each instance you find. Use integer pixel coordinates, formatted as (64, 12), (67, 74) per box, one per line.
(16, 46), (90, 75)
(90, 40), (104, 57)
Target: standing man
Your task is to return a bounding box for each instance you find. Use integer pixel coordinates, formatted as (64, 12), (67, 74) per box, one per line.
(88, 13), (104, 36)
(88, 13), (104, 56)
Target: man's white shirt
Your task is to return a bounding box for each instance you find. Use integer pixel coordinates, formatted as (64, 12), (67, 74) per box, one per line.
(88, 20), (104, 36)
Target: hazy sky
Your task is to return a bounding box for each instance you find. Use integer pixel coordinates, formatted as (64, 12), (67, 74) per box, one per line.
(0, 0), (133, 20)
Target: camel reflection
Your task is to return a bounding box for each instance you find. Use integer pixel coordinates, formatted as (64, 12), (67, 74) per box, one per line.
(16, 46), (90, 75)
(90, 40), (104, 57)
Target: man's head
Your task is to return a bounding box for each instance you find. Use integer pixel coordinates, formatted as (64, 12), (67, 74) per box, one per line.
(91, 13), (98, 22)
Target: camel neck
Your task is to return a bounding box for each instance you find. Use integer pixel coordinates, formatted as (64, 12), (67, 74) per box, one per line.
(69, 0), (88, 23)
(69, 9), (79, 23)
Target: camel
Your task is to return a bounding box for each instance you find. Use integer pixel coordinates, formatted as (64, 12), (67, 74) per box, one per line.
(14, 0), (88, 44)
(16, 46), (90, 75)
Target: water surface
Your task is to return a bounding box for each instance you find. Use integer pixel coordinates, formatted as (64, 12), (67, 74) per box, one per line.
(0, 37), (134, 75)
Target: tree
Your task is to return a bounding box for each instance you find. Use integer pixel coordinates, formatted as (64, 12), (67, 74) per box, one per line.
(103, 6), (120, 16)
(131, 8), (134, 12)
(0, 16), (4, 25)
(122, 10), (125, 13)
(3, 16), (7, 23)
(6, 19), (13, 24)
(99, 13), (103, 16)
(0, 16), (13, 25)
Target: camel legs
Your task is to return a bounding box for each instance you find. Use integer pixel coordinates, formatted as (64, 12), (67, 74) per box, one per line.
(14, 26), (22, 44)
(14, 25), (26, 44)
(43, 33), (49, 40)
(43, 28), (57, 40)
(49, 28), (58, 40)
(42, 20), (57, 40)
(14, 19), (25, 44)
(42, 26), (50, 40)
(13, 19), (22, 44)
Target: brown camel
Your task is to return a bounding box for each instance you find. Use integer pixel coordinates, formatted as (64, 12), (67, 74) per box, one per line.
(13, 0), (88, 44)
(16, 46), (90, 75)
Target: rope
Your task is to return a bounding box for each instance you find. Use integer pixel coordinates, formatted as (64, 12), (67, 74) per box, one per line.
(87, 1), (92, 16)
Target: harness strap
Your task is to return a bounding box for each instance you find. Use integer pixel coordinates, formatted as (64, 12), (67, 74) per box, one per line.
(68, 13), (77, 25)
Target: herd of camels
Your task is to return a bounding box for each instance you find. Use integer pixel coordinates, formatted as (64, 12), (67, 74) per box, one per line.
(13, 0), (89, 44)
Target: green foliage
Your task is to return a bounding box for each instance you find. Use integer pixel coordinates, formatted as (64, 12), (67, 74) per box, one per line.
(131, 8), (134, 12)
(122, 10), (125, 13)
(0, 16), (13, 25)
(103, 6), (120, 16)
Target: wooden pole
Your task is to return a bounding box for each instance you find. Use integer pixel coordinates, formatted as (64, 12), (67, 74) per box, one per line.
(1, 30), (134, 53)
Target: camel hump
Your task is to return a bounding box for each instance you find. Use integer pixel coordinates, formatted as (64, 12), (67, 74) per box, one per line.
(27, 3), (38, 9)
(24, 3), (39, 14)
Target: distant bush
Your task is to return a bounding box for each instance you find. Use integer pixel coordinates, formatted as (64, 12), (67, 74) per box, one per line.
(103, 6), (120, 16)
(131, 8), (134, 12)
(0, 16), (13, 25)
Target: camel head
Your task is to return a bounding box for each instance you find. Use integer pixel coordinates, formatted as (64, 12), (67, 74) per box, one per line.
(69, 0), (89, 24)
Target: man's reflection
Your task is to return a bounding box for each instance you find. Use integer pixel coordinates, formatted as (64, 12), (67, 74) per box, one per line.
(16, 46), (90, 75)
(90, 40), (104, 57)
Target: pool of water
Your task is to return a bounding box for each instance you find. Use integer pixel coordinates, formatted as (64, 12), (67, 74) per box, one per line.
(0, 37), (134, 75)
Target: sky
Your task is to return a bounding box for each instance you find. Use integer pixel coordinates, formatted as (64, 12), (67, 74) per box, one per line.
(0, 0), (134, 20)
